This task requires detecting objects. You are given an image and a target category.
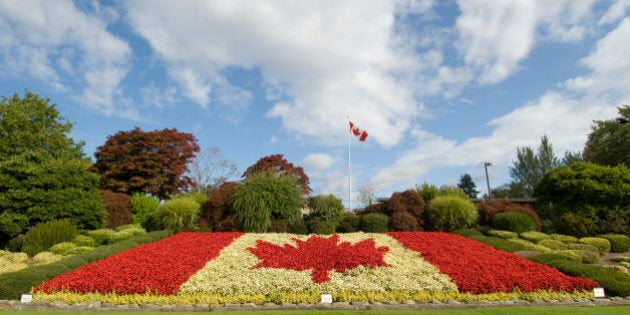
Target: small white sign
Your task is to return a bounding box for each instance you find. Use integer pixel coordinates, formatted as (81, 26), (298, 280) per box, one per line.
(321, 293), (333, 304)
(20, 294), (33, 303)
(593, 287), (605, 298)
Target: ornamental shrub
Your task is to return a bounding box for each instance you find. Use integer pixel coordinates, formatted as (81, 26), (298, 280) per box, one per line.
(508, 239), (552, 252)
(549, 233), (578, 244)
(520, 231), (551, 243)
(359, 213), (389, 233)
(312, 220), (337, 235)
(578, 237), (611, 255)
(146, 197), (200, 232)
(86, 229), (115, 246)
(32, 252), (62, 265)
(389, 212), (420, 231)
(426, 196), (478, 232)
(307, 194), (345, 224)
(558, 212), (596, 237)
(568, 243), (600, 254)
(537, 239), (569, 250)
(468, 235), (529, 253)
(491, 211), (536, 233)
(598, 234), (630, 253)
(21, 219), (78, 256)
(99, 189), (132, 229)
(384, 189), (425, 230)
(130, 193), (160, 226)
(49, 242), (77, 255)
(71, 235), (95, 247)
(68, 246), (93, 255)
(452, 228), (483, 237)
(287, 219), (308, 234)
(336, 212), (361, 233)
(199, 181), (239, 231)
(485, 230), (519, 239)
(475, 199), (542, 231)
(549, 250), (582, 262)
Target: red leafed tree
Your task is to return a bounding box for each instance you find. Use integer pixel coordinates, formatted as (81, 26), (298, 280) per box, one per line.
(91, 127), (200, 199)
(242, 154), (312, 194)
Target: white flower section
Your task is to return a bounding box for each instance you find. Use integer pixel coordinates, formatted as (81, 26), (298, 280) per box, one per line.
(179, 233), (457, 295)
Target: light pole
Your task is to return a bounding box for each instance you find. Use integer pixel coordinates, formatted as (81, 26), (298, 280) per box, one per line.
(484, 162), (492, 200)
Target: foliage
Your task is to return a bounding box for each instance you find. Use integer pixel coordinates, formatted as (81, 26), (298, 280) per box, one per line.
(87, 229), (115, 246)
(508, 135), (561, 198)
(383, 189), (425, 231)
(536, 259), (630, 297)
(457, 173), (480, 198)
(72, 235), (96, 247)
(186, 146), (238, 193)
(130, 193), (160, 226)
(577, 237), (611, 255)
(549, 233), (578, 244)
(568, 243), (600, 254)
(145, 198), (200, 232)
(232, 172), (303, 232)
(534, 162), (630, 226)
(583, 105), (630, 168)
(91, 127), (200, 199)
(598, 234), (630, 253)
(485, 229), (519, 240)
(558, 212), (596, 237)
(596, 207), (630, 235)
(306, 194), (345, 225)
(172, 191), (208, 207)
(336, 211), (361, 233)
(99, 189), (132, 229)
(491, 212), (536, 233)
(475, 199), (542, 231)
(199, 181), (238, 231)
(242, 153), (311, 195)
(452, 228), (483, 237)
(20, 219), (78, 256)
(537, 239), (569, 250)
(425, 196), (478, 232)
(49, 242), (78, 255)
(519, 231), (551, 243)
(358, 213), (389, 232)
(388, 212), (420, 231)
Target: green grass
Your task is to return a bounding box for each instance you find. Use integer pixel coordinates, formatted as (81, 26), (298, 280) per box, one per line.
(2, 306), (630, 315)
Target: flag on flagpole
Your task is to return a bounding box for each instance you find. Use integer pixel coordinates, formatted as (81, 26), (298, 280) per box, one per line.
(349, 121), (368, 142)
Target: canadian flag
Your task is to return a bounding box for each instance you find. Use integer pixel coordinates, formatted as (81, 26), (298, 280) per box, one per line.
(349, 121), (368, 142)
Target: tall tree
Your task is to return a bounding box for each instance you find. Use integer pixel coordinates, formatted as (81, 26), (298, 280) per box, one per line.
(583, 105), (630, 168)
(457, 173), (480, 199)
(242, 154), (312, 195)
(0, 92), (106, 240)
(91, 127), (200, 199)
(509, 135), (560, 198)
(187, 146), (238, 193)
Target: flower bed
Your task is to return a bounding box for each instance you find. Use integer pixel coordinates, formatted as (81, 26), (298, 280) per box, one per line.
(34, 232), (598, 303)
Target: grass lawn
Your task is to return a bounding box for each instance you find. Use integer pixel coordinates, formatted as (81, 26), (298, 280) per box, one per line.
(2, 306), (630, 315)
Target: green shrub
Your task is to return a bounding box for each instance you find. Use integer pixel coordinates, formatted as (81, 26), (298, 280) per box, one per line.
(549, 233), (578, 244)
(106, 230), (138, 244)
(568, 243), (600, 254)
(491, 212), (536, 233)
(21, 219), (78, 256)
(68, 246), (94, 255)
(529, 252), (575, 265)
(577, 250), (600, 264)
(468, 235), (528, 253)
(359, 213), (389, 233)
(452, 228), (483, 237)
(6, 234), (26, 252)
(307, 194), (345, 224)
(508, 239), (552, 252)
(476, 199), (542, 231)
(87, 229), (115, 246)
(542, 260), (630, 297)
(520, 231), (551, 243)
(49, 242), (77, 255)
(32, 252), (62, 265)
(537, 239), (569, 250)
(598, 234), (630, 253)
(146, 198), (200, 232)
(485, 230), (519, 239)
(72, 235), (95, 247)
(578, 237), (611, 255)
(287, 219), (308, 235)
(131, 193), (160, 226)
(558, 212), (596, 237)
(172, 191), (208, 206)
(336, 212), (361, 233)
(116, 224), (145, 232)
(3, 252), (27, 263)
(312, 220), (337, 235)
(426, 196), (478, 232)
(549, 250), (582, 262)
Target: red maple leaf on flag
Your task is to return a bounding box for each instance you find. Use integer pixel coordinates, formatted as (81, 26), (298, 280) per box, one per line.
(247, 234), (390, 283)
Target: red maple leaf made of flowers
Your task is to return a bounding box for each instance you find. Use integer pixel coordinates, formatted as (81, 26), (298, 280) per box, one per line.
(247, 234), (390, 283)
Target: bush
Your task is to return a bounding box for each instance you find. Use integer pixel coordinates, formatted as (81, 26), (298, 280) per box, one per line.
(6, 234), (26, 252)
(508, 239), (552, 252)
(485, 229), (519, 239)
(287, 219), (308, 234)
(426, 196), (478, 232)
(336, 212), (361, 233)
(568, 243), (600, 254)
(32, 252), (62, 265)
(130, 193), (160, 226)
(558, 212), (596, 237)
(597, 208), (630, 235)
(475, 199), (542, 231)
(312, 220), (337, 235)
(468, 235), (529, 253)
(307, 194), (345, 224)
(359, 213), (389, 233)
(68, 246), (94, 255)
(71, 235), (95, 247)
(598, 234), (630, 253)
(452, 228), (483, 237)
(21, 219), (78, 256)
(578, 237), (611, 255)
(520, 231), (550, 243)
(49, 242), (77, 255)
(269, 219), (288, 233)
(145, 198), (200, 232)
(385, 189), (425, 230)
(87, 229), (115, 246)
(99, 189), (132, 229)
(491, 211), (536, 233)
(537, 239), (569, 250)
(198, 182), (239, 231)
(549, 233), (578, 244)
(388, 212), (420, 231)
(549, 250), (582, 262)
(576, 250), (600, 264)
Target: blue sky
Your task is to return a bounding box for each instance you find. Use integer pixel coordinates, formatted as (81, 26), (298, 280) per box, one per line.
(1, 0), (629, 207)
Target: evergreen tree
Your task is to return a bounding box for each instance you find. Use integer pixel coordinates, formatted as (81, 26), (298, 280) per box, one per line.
(457, 173), (480, 199)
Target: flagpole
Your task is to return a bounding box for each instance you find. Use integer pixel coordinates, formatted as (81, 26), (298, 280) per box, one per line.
(347, 115), (352, 211)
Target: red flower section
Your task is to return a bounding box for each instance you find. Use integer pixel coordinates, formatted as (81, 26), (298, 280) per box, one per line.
(35, 232), (243, 295)
(388, 232), (599, 294)
(248, 234), (389, 283)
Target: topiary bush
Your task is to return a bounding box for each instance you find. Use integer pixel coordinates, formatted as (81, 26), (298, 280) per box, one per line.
(485, 229), (519, 239)
(72, 235), (95, 247)
(520, 231), (551, 243)
(87, 229), (115, 246)
(508, 239), (552, 252)
(598, 234), (630, 253)
(475, 199), (542, 231)
(49, 242), (78, 255)
(549, 233), (578, 244)
(145, 197), (200, 232)
(20, 219), (78, 256)
(426, 196), (478, 232)
(537, 239), (569, 250)
(549, 250), (582, 262)
(359, 213), (389, 233)
(578, 237), (611, 255)
(130, 193), (160, 227)
(568, 243), (600, 254)
(491, 211), (536, 233)
(558, 212), (596, 237)
(99, 189), (132, 229)
(336, 212), (361, 233)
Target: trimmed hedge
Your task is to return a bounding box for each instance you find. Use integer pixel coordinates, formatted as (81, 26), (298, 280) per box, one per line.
(519, 231), (551, 243)
(549, 233), (578, 244)
(598, 234), (630, 253)
(0, 230), (171, 300)
(485, 229), (519, 240)
(578, 237), (611, 255)
(537, 239), (569, 250)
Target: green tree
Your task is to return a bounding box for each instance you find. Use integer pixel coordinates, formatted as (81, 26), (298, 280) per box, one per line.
(305, 194), (345, 233)
(0, 92), (106, 241)
(583, 105), (630, 168)
(509, 135), (560, 198)
(457, 173), (480, 199)
(231, 172), (303, 232)
(242, 154), (311, 195)
(91, 127), (200, 199)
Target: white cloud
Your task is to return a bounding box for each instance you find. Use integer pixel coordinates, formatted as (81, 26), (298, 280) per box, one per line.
(301, 153), (336, 171)
(600, 0), (630, 25)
